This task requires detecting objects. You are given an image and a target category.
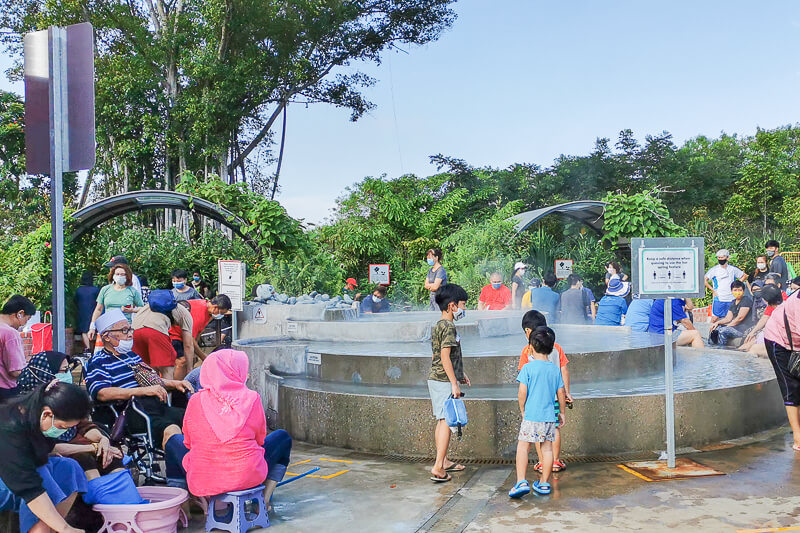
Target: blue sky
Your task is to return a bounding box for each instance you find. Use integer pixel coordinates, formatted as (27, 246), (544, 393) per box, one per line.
(3, 1), (800, 224)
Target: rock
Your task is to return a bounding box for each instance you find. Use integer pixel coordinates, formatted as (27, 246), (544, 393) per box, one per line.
(276, 293), (289, 303)
(256, 284), (275, 301)
(320, 294), (330, 302)
(314, 294), (324, 303)
(310, 291), (318, 297)
(288, 297), (297, 305)
(342, 294), (353, 304)
(331, 295), (342, 302)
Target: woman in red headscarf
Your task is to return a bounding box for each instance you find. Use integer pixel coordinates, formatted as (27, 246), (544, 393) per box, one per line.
(164, 350), (292, 504)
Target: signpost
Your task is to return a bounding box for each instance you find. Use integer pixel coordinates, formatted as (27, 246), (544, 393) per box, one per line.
(369, 264), (391, 285)
(218, 260), (245, 341)
(631, 237), (705, 468)
(554, 259), (574, 280)
(24, 23), (95, 353)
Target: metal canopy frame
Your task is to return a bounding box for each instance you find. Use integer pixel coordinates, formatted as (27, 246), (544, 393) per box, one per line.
(70, 190), (257, 250)
(510, 200), (608, 236)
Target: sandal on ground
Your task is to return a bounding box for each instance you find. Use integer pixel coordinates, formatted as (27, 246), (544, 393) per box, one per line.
(792, 444), (800, 452)
(430, 473), (452, 483)
(445, 463), (466, 472)
(508, 480), (531, 498)
(531, 481), (551, 495)
(533, 462), (543, 473)
(553, 460), (566, 471)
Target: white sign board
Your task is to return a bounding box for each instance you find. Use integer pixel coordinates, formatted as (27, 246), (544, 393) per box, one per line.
(286, 322), (298, 334)
(555, 259), (573, 280)
(218, 260), (245, 311)
(369, 264), (390, 285)
(253, 305), (267, 324)
(631, 237), (705, 299)
(307, 352), (322, 365)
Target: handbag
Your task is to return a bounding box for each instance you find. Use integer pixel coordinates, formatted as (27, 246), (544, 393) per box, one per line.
(782, 306), (800, 378)
(444, 394), (468, 441)
(111, 352), (164, 388)
(31, 311), (53, 353)
(109, 400), (131, 445)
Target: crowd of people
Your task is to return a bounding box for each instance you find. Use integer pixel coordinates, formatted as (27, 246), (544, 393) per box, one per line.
(0, 255), (292, 533)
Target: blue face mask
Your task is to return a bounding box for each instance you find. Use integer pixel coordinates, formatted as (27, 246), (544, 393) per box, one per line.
(193, 276), (200, 281)
(55, 372), (72, 384)
(173, 282), (185, 290)
(427, 258), (435, 266)
(491, 282), (502, 290)
(41, 413), (68, 439)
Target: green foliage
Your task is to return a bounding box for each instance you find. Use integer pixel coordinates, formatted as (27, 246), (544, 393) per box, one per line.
(246, 244), (344, 298)
(602, 189), (685, 246)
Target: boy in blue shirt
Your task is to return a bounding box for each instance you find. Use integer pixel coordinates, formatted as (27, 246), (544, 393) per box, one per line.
(509, 326), (565, 498)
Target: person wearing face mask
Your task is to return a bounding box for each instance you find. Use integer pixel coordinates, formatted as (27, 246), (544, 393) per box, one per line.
(359, 285), (390, 314)
(603, 261), (629, 286)
(190, 272), (211, 299)
(428, 284), (470, 483)
(88, 264), (144, 341)
(170, 269), (202, 302)
(704, 249), (747, 324)
(86, 309), (193, 451)
(709, 280), (755, 346)
(0, 295), (36, 400)
(0, 381), (90, 533)
(168, 295), (232, 378)
(511, 262), (528, 310)
(424, 248), (448, 311)
(478, 272), (512, 311)
(750, 255), (770, 286)
(766, 240), (790, 289)
(16, 352), (126, 485)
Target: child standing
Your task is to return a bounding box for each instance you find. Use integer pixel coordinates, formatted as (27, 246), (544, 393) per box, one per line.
(517, 311), (572, 472)
(428, 283), (470, 483)
(510, 326), (566, 497)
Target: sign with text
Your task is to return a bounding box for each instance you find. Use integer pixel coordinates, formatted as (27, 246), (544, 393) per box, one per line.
(631, 237), (705, 299)
(218, 260), (245, 311)
(554, 259), (574, 280)
(369, 264), (390, 285)
(253, 305), (267, 324)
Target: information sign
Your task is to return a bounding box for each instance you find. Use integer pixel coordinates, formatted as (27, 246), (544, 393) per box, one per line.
(554, 259), (573, 279)
(369, 264), (391, 285)
(632, 238), (705, 299)
(218, 260), (245, 312)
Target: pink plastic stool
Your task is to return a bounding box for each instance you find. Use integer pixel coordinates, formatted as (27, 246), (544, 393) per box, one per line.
(93, 486), (189, 533)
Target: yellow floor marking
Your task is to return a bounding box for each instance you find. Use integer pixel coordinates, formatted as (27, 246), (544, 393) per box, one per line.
(736, 526), (800, 533)
(289, 459), (313, 467)
(616, 464), (654, 482)
(317, 469), (350, 479)
(319, 458), (354, 464)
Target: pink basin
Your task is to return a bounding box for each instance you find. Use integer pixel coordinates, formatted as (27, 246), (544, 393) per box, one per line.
(93, 486), (189, 533)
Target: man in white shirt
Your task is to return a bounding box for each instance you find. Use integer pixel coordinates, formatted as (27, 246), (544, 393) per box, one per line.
(704, 249), (747, 324)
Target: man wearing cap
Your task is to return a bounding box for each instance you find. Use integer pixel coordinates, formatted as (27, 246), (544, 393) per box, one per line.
(86, 309), (193, 449)
(704, 249), (747, 324)
(511, 262), (527, 310)
(105, 255), (143, 298)
(478, 272), (512, 311)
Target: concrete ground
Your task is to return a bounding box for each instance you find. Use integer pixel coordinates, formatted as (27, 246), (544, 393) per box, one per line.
(187, 427), (800, 533)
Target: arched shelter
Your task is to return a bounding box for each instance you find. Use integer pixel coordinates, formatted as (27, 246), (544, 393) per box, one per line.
(70, 190), (256, 251)
(510, 200), (608, 236)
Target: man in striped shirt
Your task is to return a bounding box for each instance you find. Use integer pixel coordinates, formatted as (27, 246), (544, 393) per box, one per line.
(86, 309), (193, 449)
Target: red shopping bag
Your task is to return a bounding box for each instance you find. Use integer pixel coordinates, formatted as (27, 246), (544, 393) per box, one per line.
(31, 311), (53, 354)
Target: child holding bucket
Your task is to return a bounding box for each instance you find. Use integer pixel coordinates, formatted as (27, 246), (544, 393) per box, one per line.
(509, 326), (566, 498)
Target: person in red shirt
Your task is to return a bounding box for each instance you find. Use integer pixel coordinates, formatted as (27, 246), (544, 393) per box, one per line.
(478, 273), (512, 310)
(517, 310), (573, 472)
(169, 295), (232, 379)
(740, 285), (784, 358)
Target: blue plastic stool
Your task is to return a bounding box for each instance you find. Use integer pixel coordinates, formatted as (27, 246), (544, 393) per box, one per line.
(205, 485), (270, 532)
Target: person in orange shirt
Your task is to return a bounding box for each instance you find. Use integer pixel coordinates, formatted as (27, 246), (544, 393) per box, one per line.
(517, 310), (573, 472)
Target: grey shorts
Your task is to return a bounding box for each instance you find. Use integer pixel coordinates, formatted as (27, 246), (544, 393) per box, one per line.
(427, 379), (451, 420)
(518, 420), (557, 443)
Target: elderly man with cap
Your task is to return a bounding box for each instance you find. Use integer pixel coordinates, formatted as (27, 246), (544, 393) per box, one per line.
(85, 309), (193, 449)
(704, 249), (747, 324)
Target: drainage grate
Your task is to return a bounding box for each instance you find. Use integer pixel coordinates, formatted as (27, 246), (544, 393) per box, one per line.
(373, 451), (659, 466)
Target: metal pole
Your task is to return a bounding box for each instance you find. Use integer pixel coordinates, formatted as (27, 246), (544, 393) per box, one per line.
(664, 297), (676, 468)
(49, 26), (67, 353)
(232, 310), (238, 342)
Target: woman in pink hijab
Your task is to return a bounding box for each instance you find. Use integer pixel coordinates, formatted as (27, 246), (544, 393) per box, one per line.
(163, 349), (292, 504)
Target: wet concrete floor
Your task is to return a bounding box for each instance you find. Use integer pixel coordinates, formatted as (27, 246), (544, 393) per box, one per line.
(187, 426), (800, 532)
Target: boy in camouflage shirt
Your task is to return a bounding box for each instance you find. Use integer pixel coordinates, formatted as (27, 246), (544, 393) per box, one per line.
(428, 283), (470, 483)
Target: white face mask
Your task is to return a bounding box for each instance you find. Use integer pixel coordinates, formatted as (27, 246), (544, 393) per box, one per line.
(212, 313), (225, 320)
(757, 263), (767, 270)
(115, 338), (134, 354)
(113, 275), (127, 286)
(453, 307), (465, 321)
(372, 296), (383, 303)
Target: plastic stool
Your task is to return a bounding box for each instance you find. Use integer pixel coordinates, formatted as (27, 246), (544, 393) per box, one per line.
(206, 485), (270, 532)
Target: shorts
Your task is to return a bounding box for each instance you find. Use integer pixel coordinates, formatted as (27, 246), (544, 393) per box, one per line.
(133, 327), (177, 368)
(172, 339), (186, 360)
(518, 420), (557, 443)
(427, 379), (451, 420)
(765, 340), (800, 406)
(712, 298), (732, 319)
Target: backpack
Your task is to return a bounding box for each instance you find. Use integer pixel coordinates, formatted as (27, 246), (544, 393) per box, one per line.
(444, 395), (468, 440)
(148, 289), (176, 314)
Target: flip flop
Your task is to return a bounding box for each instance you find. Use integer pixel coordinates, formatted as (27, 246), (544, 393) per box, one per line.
(508, 480), (531, 499)
(430, 473), (452, 483)
(445, 463), (466, 472)
(792, 444), (800, 452)
(531, 481), (551, 495)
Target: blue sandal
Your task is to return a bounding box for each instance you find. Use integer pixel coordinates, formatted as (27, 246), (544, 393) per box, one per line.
(509, 480), (531, 498)
(532, 481), (551, 495)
